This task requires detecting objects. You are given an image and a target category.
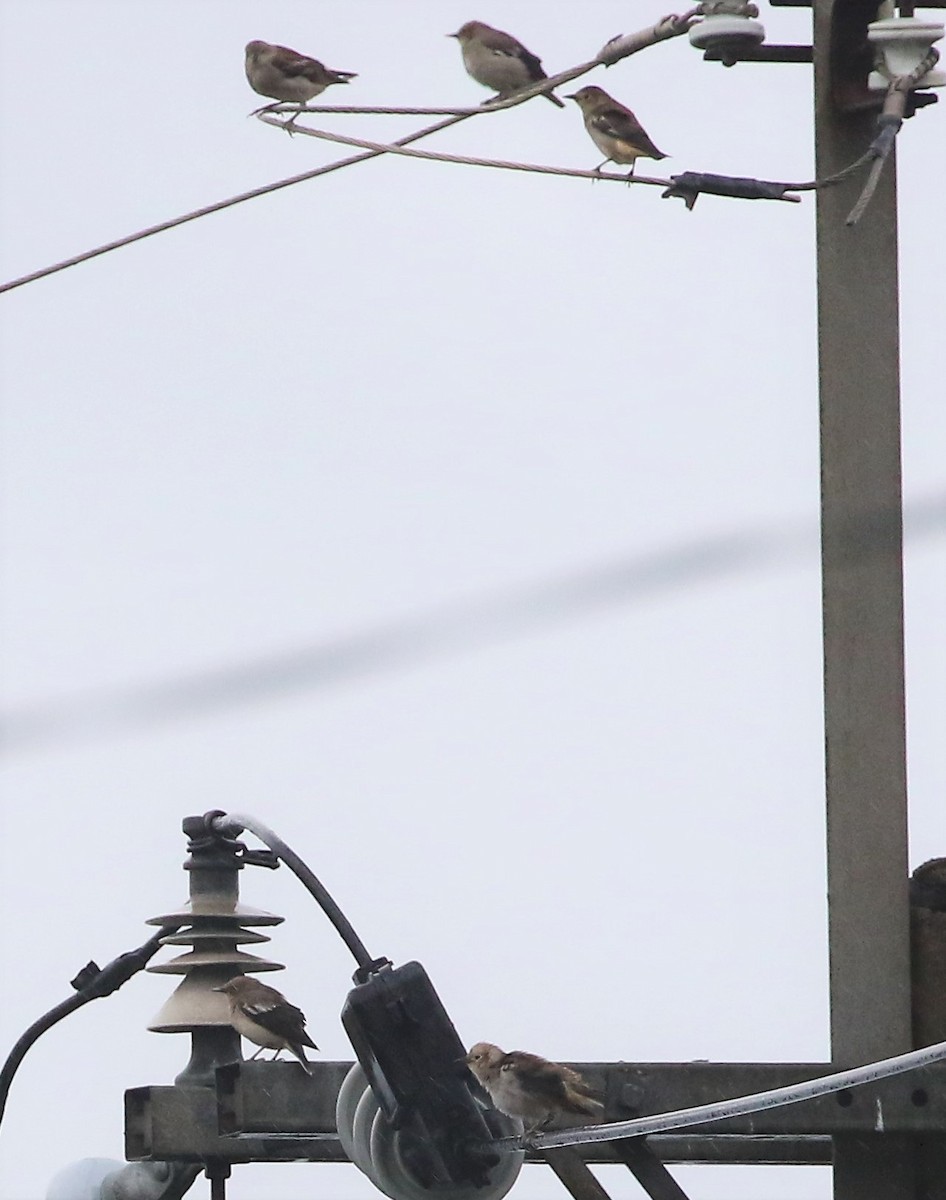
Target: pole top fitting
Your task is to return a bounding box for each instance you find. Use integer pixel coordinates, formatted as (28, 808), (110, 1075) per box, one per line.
(690, 12), (766, 66)
(868, 18), (945, 91)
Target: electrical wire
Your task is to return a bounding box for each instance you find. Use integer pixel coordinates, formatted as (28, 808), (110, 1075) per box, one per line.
(0, 9), (701, 297)
(523, 1036), (946, 1150)
(0, 927), (176, 1137)
(256, 115), (676, 190)
(254, 107), (904, 204)
(1, 492), (943, 753)
(844, 47), (940, 225)
(211, 812), (381, 976)
(0, 113), (470, 297)
(0, 7), (933, 295)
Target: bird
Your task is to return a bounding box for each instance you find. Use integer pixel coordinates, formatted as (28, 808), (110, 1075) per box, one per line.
(448, 22), (565, 108)
(464, 1042), (603, 1133)
(566, 86), (667, 176)
(245, 40), (357, 129)
(213, 975), (318, 1074)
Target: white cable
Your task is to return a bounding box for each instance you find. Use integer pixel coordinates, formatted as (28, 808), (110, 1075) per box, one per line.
(528, 1038), (946, 1149)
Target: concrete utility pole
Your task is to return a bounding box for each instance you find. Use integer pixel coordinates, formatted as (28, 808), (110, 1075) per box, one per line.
(813, 0), (914, 1195)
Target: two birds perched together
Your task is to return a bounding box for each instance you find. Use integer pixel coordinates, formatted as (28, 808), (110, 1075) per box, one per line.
(245, 21), (666, 176)
(449, 22), (665, 176)
(216, 975), (602, 1133)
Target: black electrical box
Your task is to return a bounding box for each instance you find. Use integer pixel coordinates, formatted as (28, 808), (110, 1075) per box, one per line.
(341, 960), (506, 1187)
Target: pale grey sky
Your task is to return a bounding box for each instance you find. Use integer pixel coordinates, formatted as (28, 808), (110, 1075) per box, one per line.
(0, 2), (943, 1199)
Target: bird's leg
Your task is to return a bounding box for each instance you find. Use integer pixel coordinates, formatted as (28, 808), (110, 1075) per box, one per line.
(282, 106), (306, 136)
(249, 1047), (265, 1060)
(592, 158), (611, 183)
(249, 102), (280, 118)
(522, 1113), (554, 1139)
(625, 161), (638, 184)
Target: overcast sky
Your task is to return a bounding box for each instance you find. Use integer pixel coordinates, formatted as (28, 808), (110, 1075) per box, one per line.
(1, 2), (944, 1199)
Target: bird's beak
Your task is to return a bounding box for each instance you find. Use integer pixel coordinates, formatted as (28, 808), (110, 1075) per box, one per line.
(458, 1054), (471, 1064)
(564, 93), (578, 101)
(447, 32), (459, 38)
(211, 984), (226, 992)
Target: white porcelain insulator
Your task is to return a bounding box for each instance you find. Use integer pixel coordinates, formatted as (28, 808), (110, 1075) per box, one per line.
(867, 17), (946, 90)
(689, 14), (766, 52)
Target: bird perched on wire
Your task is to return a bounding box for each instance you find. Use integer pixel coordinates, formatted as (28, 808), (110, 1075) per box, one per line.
(448, 21), (565, 108)
(566, 86), (667, 176)
(214, 975), (318, 1074)
(464, 1042), (603, 1133)
(245, 40), (356, 129)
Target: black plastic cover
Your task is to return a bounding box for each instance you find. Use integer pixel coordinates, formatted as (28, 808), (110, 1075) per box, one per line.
(341, 960), (506, 1187)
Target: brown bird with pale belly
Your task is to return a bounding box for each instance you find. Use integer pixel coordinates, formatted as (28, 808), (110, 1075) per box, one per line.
(464, 1042), (603, 1133)
(567, 85), (667, 176)
(449, 21), (565, 108)
(214, 975), (318, 1074)
(245, 40), (357, 128)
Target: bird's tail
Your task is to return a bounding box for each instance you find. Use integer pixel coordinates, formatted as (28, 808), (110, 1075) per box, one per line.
(564, 1088), (605, 1119)
(291, 1045), (315, 1075)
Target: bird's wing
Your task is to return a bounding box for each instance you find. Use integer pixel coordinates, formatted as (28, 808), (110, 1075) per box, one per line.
(590, 106), (644, 141)
(270, 45), (329, 83)
(480, 29), (546, 81)
(559, 1064), (597, 1096)
(241, 997), (317, 1049)
(502, 1052), (571, 1106)
(559, 1067), (604, 1114)
(590, 107), (663, 157)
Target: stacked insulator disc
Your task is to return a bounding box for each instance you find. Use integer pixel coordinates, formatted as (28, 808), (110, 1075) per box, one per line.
(335, 1064), (524, 1200)
(146, 852), (285, 1033)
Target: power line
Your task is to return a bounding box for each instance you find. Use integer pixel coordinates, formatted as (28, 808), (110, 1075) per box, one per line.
(255, 113), (895, 204)
(0, 6), (917, 295)
(529, 1036), (946, 1150)
(1, 494), (943, 753)
(255, 114), (679, 192)
(0, 13), (697, 297)
(0, 113), (469, 297)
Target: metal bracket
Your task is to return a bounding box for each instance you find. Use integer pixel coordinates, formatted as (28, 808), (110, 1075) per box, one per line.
(125, 1060), (946, 1165)
(703, 42), (813, 61)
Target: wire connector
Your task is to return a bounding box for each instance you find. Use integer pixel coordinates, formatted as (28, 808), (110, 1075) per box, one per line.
(71, 930), (170, 1000)
(196, 809), (280, 868)
(352, 957), (394, 986)
(662, 171), (801, 209)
